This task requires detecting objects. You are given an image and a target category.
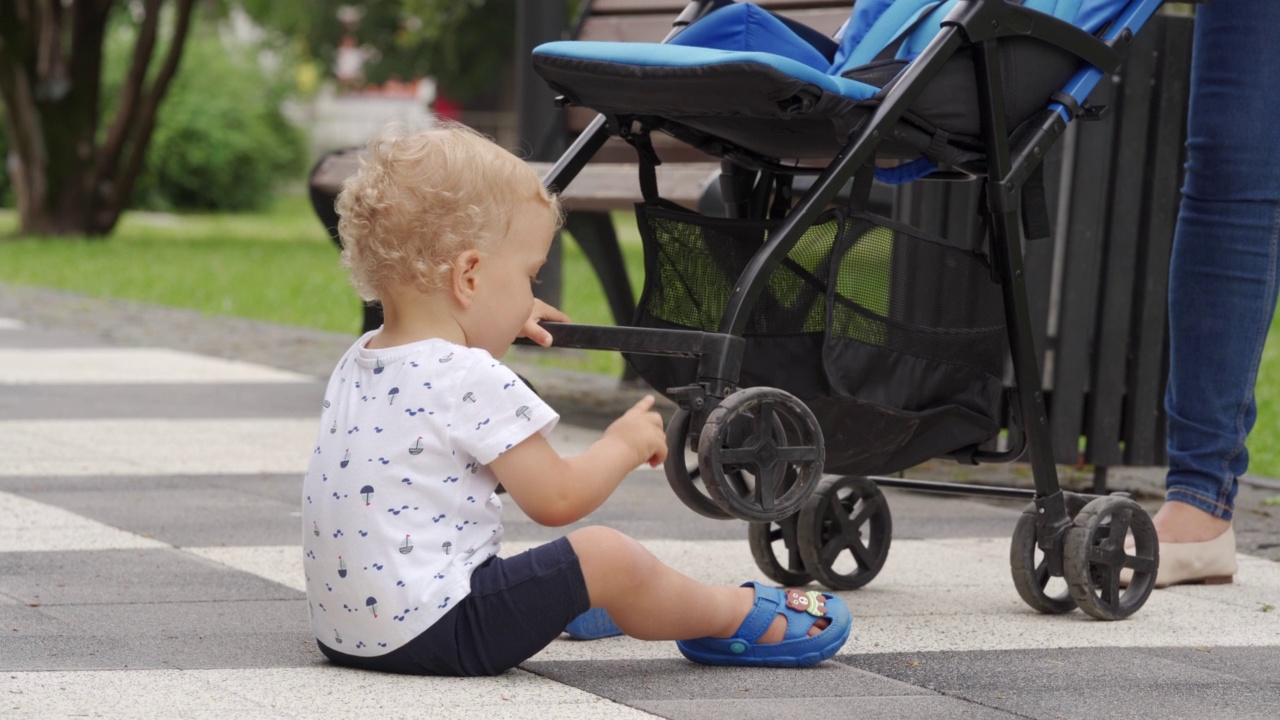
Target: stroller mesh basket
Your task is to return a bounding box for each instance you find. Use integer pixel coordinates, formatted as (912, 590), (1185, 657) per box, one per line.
(627, 201), (1008, 476)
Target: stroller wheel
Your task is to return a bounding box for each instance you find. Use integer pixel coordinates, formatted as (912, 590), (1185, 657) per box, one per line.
(698, 387), (824, 522)
(664, 409), (736, 519)
(796, 475), (892, 591)
(747, 516), (814, 587)
(1009, 491), (1088, 614)
(1063, 496), (1159, 620)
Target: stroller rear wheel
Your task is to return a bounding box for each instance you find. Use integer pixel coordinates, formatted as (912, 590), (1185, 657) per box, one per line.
(747, 516), (814, 586)
(698, 387), (824, 522)
(1009, 491), (1088, 614)
(1064, 496), (1159, 620)
(796, 475), (892, 591)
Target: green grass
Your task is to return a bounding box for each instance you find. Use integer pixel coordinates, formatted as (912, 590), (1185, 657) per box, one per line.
(0, 192), (645, 375)
(3, 196), (1280, 479)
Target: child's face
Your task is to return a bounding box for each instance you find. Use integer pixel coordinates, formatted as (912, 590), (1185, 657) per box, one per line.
(464, 200), (556, 358)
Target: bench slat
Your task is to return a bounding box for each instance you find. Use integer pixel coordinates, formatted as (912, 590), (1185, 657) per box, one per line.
(311, 152), (717, 213)
(578, 7), (850, 45)
(531, 161), (719, 212)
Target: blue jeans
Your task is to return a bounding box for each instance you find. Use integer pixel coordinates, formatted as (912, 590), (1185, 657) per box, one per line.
(1165, 0), (1280, 521)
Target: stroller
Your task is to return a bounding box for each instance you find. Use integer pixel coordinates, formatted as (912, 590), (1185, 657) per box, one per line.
(527, 0), (1174, 620)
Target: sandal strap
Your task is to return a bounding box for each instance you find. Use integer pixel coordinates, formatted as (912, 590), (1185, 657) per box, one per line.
(733, 582), (785, 643)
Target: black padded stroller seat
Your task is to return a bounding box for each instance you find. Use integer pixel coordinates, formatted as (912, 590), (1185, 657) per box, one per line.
(533, 0), (1125, 163)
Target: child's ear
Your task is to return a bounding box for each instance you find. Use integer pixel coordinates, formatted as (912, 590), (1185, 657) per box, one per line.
(450, 250), (482, 307)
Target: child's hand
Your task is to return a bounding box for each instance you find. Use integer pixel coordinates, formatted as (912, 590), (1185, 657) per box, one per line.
(520, 299), (571, 347)
(604, 395), (668, 468)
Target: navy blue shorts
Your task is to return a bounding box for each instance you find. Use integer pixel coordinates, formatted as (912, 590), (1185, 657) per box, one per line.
(317, 536), (590, 676)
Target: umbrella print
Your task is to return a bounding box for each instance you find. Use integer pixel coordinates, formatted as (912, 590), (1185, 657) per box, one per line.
(388, 387), (400, 405)
(462, 392), (476, 404)
(515, 405), (531, 421)
(360, 485), (374, 505)
(438, 352), (454, 363)
(400, 535), (413, 554)
(366, 596), (378, 618)
(338, 556), (348, 578)
(340, 449), (350, 469)
(442, 541), (452, 555)
(409, 437), (424, 455)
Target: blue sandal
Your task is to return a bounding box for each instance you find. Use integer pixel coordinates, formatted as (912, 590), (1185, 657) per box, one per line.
(564, 607), (624, 640)
(676, 582), (851, 667)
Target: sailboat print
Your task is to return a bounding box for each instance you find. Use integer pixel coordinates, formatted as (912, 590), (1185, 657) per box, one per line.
(340, 449), (350, 469)
(338, 556), (348, 578)
(409, 436), (424, 456)
(313, 521), (320, 537)
(400, 535), (414, 555)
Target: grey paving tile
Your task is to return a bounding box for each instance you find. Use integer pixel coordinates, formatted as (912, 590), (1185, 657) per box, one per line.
(1138, 645), (1280, 685)
(839, 648), (1280, 720)
(524, 658), (931, 702)
(0, 549), (303, 605)
(0, 631), (318, 671)
(1, 475), (305, 547)
(632, 695), (1022, 720)
(0, 383), (325, 420)
(35, 598), (308, 638)
(0, 603), (78, 634)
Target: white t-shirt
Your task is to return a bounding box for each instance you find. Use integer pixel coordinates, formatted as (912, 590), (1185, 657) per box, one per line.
(301, 332), (558, 655)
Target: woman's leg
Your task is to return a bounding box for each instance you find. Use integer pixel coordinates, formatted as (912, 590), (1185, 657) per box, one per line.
(1162, 0), (1280, 539)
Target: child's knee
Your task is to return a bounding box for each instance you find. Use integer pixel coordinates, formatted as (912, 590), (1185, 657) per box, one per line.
(568, 526), (655, 586)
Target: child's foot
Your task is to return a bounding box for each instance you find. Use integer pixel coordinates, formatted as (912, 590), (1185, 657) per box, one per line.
(676, 583), (851, 668)
(564, 606), (623, 640)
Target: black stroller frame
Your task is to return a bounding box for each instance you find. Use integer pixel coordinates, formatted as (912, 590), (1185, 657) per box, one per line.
(532, 0), (1169, 620)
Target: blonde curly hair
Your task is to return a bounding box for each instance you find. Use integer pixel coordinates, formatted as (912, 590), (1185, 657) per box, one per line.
(335, 122), (562, 301)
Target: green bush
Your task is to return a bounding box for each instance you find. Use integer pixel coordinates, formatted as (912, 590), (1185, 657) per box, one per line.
(107, 30), (308, 212)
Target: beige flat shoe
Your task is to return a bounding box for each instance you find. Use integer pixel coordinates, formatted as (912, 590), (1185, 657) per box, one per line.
(1121, 526), (1237, 589)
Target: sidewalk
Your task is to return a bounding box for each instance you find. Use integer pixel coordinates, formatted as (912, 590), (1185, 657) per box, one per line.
(1, 285), (1278, 719)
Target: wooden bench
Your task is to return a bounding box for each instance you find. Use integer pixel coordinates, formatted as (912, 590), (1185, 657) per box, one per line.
(309, 0), (858, 335)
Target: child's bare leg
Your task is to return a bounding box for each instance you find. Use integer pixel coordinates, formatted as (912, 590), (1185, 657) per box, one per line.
(567, 526), (827, 643)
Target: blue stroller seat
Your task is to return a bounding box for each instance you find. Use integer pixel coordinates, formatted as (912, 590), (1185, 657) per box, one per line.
(533, 0), (1126, 164)
(526, 0), (1172, 621)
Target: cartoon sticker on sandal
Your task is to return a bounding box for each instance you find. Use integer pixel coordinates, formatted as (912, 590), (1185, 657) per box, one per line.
(784, 588), (826, 617)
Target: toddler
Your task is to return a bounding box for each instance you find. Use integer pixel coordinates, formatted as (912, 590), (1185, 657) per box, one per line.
(301, 122), (851, 675)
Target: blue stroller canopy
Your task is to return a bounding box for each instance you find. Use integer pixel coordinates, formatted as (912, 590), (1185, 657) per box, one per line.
(533, 0), (1134, 162)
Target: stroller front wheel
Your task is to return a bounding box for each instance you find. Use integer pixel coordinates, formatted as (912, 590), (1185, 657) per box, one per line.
(796, 475), (893, 591)
(664, 409), (736, 520)
(747, 516), (815, 586)
(697, 387), (824, 522)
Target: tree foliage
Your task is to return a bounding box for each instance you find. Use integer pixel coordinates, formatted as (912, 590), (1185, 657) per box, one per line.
(0, 0), (198, 236)
(239, 0), (520, 101)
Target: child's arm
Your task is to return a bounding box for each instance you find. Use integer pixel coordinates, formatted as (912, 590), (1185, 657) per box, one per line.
(491, 395), (667, 527)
